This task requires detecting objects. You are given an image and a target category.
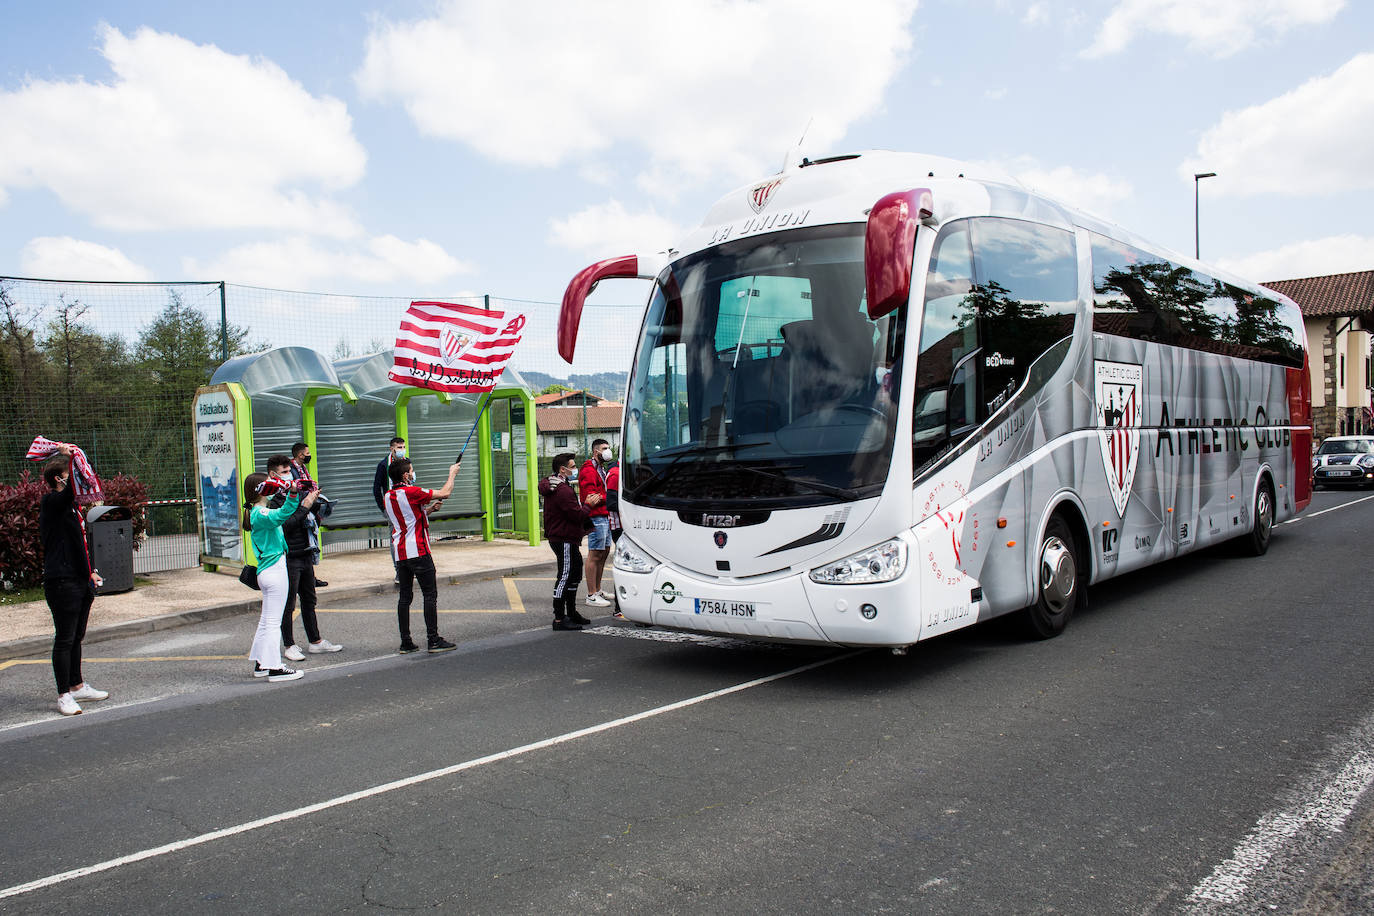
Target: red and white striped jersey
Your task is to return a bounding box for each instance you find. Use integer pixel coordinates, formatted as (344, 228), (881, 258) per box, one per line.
(384, 485), (436, 561)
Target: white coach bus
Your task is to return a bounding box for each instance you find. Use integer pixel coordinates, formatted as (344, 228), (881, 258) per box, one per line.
(558, 151), (1311, 650)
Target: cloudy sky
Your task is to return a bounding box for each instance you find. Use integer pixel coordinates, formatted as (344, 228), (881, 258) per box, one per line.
(1, 0), (1371, 304)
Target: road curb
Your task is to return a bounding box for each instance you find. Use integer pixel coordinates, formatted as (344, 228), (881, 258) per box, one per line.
(0, 561), (556, 662)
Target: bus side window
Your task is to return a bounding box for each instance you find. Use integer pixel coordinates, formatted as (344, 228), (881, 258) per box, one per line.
(914, 221), (978, 471)
(968, 218), (1078, 416)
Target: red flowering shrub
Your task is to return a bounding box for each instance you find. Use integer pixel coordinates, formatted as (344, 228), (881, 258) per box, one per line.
(0, 471), (46, 589)
(0, 471), (150, 591)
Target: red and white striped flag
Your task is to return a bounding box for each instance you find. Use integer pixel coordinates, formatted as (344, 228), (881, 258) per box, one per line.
(388, 300), (527, 394)
(26, 436), (102, 498)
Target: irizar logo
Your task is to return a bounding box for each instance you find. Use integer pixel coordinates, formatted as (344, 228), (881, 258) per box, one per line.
(1095, 360), (1143, 518)
(653, 582), (684, 604)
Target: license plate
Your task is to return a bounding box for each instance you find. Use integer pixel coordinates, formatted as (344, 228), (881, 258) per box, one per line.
(1330, 470), (1353, 477)
(694, 598), (761, 618)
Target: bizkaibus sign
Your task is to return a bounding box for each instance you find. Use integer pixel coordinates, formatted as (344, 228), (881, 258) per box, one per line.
(193, 384), (250, 563)
(1096, 360), (1143, 517)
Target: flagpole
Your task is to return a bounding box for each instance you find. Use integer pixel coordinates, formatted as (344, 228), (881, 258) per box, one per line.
(456, 389), (495, 462)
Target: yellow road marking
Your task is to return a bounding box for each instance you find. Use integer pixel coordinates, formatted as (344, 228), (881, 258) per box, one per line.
(0, 655), (246, 671)
(504, 576), (525, 614)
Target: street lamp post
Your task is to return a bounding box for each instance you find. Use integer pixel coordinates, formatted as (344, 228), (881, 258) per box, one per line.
(1194, 171), (1216, 260)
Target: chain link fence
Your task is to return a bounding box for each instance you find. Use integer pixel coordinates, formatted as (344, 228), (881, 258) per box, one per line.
(1, 274), (645, 569)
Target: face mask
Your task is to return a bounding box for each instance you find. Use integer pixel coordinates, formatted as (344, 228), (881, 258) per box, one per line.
(599, 448), (612, 462)
(395, 447), (406, 458)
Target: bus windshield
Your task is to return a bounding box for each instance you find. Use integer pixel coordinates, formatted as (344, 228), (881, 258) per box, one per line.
(622, 224), (905, 508)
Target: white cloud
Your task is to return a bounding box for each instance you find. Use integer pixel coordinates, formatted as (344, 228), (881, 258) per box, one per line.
(356, 0), (920, 191)
(548, 200), (683, 257)
(984, 88), (1008, 101)
(0, 25), (366, 235)
(1083, 0), (1344, 59)
(1023, 2), (1049, 25)
(1181, 53), (1374, 197)
(988, 158), (1134, 218)
(19, 236), (153, 281)
(186, 236), (472, 291)
(1218, 235), (1374, 283)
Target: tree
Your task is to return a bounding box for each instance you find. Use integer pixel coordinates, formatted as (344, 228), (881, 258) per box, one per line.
(539, 383), (573, 396)
(136, 289), (251, 395)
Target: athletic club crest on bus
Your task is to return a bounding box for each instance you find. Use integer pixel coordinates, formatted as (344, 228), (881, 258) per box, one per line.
(748, 177), (785, 213)
(439, 327), (476, 367)
(1095, 360), (1143, 517)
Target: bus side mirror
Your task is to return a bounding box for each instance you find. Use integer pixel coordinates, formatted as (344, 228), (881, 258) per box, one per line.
(865, 188), (934, 320)
(559, 255), (641, 363)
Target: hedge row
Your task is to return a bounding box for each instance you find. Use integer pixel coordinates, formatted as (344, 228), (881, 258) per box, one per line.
(0, 472), (149, 591)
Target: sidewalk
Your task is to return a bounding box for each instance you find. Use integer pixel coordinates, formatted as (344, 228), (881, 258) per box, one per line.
(0, 536), (555, 662)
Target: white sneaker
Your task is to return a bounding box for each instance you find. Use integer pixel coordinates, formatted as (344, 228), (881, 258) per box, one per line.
(283, 644), (306, 662)
(586, 593), (611, 607)
(58, 693), (82, 716)
(266, 667), (304, 682)
(597, 590), (614, 601)
(308, 638), (343, 653)
(69, 684), (109, 701)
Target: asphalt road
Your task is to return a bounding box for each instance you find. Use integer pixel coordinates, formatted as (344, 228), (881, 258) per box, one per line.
(2, 490), (1373, 914)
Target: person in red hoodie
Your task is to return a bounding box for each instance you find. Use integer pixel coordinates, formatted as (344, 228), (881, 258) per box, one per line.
(578, 438), (613, 608)
(540, 451), (601, 630)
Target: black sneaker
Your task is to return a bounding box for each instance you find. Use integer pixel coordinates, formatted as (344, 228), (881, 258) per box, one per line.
(398, 639), (420, 653)
(552, 618), (583, 631)
(567, 610), (593, 626)
(427, 638), (457, 653)
(314, 578), (329, 588)
(253, 662), (270, 678)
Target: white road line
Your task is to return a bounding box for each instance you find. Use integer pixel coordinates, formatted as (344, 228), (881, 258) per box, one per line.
(1281, 492), (1374, 524)
(0, 649), (860, 901)
(1184, 711), (1374, 908)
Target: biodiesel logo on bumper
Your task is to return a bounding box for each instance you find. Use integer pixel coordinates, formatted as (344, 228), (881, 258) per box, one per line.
(654, 582), (684, 604)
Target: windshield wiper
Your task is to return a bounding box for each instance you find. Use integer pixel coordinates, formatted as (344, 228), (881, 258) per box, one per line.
(631, 442), (768, 499)
(732, 463), (860, 500)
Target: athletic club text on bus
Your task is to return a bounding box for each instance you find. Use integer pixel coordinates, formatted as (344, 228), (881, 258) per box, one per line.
(558, 151), (1311, 651)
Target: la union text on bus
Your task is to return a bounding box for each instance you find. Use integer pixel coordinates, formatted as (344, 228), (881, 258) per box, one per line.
(558, 151), (1310, 652)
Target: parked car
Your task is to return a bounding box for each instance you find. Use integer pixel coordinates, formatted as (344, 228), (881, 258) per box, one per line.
(1312, 435), (1374, 489)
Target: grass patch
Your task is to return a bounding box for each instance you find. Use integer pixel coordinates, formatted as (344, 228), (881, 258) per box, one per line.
(0, 584), (46, 606)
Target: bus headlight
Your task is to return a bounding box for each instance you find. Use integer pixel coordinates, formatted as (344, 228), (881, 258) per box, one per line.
(613, 536), (659, 574)
(809, 538), (907, 585)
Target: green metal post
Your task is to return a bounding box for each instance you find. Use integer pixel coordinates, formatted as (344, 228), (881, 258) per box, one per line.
(478, 396), (495, 542)
(522, 389), (540, 546)
(219, 281), (229, 362)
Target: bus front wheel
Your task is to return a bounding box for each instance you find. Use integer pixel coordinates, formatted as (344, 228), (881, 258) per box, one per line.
(1024, 515), (1080, 639)
(1241, 478), (1274, 557)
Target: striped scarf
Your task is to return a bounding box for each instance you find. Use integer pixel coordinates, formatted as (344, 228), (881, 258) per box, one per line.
(26, 436), (103, 499)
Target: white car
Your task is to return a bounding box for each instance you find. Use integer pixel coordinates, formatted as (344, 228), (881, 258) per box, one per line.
(1312, 435), (1374, 489)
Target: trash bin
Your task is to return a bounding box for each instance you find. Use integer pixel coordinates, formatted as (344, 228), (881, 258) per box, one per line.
(87, 505), (134, 594)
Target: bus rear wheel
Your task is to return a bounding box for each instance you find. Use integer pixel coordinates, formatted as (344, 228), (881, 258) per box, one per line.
(1024, 515), (1080, 639)
(1241, 478), (1274, 557)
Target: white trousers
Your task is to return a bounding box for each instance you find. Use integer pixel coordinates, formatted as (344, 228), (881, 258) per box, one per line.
(249, 559), (289, 670)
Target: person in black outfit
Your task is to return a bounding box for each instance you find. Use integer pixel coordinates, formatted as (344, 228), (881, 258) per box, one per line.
(38, 449), (109, 716)
(374, 437), (406, 585)
(276, 470), (344, 660)
(538, 452), (601, 630)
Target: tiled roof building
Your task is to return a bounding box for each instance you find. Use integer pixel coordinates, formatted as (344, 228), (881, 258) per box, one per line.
(1263, 270), (1373, 440)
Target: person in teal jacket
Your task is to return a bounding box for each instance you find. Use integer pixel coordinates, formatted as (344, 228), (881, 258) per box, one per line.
(242, 470), (318, 682)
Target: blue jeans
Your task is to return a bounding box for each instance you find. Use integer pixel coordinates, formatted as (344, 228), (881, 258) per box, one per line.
(587, 516), (611, 550)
